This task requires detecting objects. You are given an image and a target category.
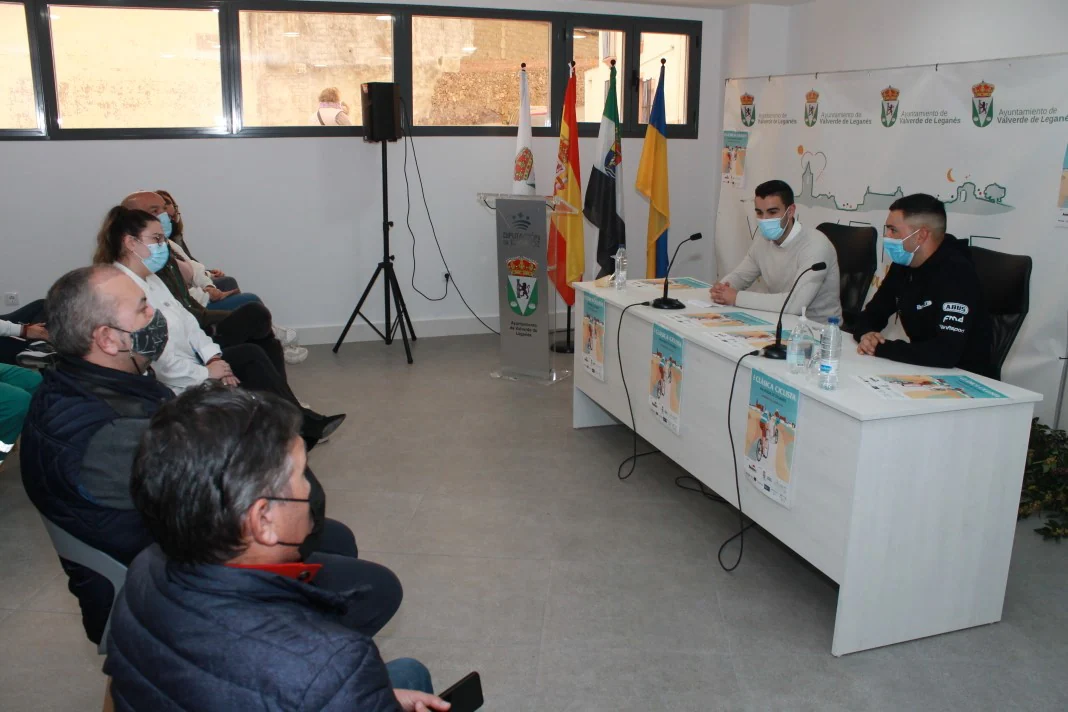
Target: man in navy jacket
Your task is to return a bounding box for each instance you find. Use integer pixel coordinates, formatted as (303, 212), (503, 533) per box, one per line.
(106, 385), (448, 712)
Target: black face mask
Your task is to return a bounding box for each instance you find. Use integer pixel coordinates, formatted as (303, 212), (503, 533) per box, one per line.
(110, 310), (169, 364)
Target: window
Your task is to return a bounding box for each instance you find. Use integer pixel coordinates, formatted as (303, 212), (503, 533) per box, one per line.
(572, 28), (624, 123)
(411, 15), (551, 127)
(0, 2), (36, 130)
(47, 5), (224, 129)
(639, 78), (653, 124)
(238, 10), (394, 128)
(639, 32), (689, 125)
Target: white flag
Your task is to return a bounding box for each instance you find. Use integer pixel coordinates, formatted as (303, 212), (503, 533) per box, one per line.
(512, 68), (535, 194)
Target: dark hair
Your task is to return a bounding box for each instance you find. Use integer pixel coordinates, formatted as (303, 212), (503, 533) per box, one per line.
(755, 180), (795, 207)
(155, 189), (184, 241)
(46, 265), (122, 357)
(92, 205), (159, 265)
(889, 193), (947, 234)
(131, 384), (304, 565)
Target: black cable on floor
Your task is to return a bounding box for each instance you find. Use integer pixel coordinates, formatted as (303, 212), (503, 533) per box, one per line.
(718, 349), (760, 572)
(615, 301), (658, 480)
(399, 99), (500, 336)
(674, 474), (726, 503)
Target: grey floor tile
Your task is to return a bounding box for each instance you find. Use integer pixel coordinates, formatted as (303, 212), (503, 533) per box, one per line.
(0, 610), (105, 712)
(319, 490), (423, 554)
(18, 571), (80, 615)
(395, 494), (557, 560)
(374, 552), (550, 645)
(536, 644), (744, 712)
(939, 655), (1068, 712)
(542, 557), (730, 654)
(375, 638), (538, 712)
(0, 522), (66, 610)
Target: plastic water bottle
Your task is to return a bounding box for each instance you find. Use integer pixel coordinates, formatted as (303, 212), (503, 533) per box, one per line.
(787, 306), (819, 375)
(818, 316), (842, 391)
(613, 247), (627, 290)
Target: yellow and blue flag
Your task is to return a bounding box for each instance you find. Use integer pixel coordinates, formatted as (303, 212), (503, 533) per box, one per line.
(635, 61), (670, 278)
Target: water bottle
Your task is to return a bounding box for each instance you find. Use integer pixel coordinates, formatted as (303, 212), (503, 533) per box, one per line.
(818, 316), (842, 391)
(787, 306), (818, 375)
(613, 246), (627, 290)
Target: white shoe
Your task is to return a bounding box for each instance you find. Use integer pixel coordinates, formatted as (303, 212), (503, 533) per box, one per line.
(273, 325), (299, 347)
(284, 346), (309, 364)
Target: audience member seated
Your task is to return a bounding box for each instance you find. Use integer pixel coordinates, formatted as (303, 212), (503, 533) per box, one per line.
(105, 384), (443, 712)
(21, 266), (395, 645)
(91, 206), (342, 444)
(0, 299), (50, 366)
(853, 194), (995, 376)
(710, 179), (842, 323)
(0, 363), (40, 469)
(157, 188), (236, 290)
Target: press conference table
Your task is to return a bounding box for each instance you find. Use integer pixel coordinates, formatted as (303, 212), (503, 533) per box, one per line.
(571, 281), (1042, 656)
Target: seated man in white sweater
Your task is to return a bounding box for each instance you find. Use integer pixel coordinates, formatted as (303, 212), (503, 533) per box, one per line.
(711, 180), (842, 324)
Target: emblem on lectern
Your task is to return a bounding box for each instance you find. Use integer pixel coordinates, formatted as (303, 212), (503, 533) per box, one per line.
(506, 256), (539, 317)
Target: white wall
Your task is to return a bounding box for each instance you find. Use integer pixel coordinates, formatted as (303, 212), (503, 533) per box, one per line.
(0, 0), (725, 345)
(787, 0), (1068, 75)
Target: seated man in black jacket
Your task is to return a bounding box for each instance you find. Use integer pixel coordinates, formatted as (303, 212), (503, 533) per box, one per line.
(853, 194), (994, 378)
(21, 265), (400, 644)
(106, 386), (447, 712)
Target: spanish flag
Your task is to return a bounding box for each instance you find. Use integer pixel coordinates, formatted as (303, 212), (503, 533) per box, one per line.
(548, 65), (584, 306)
(636, 61), (670, 278)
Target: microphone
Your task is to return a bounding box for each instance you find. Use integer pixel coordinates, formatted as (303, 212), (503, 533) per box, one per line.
(651, 233), (704, 310)
(762, 261), (827, 360)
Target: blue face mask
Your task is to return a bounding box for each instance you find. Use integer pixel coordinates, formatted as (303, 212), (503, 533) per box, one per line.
(141, 241), (170, 273)
(157, 212), (173, 239)
(757, 210), (792, 241)
(883, 229), (920, 266)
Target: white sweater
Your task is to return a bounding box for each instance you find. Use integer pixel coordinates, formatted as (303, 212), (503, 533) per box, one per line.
(0, 320), (21, 338)
(722, 222), (843, 323)
(169, 240), (213, 307)
(114, 262), (221, 393)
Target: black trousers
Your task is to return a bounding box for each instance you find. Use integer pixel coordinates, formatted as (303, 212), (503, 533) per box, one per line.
(0, 299), (47, 365)
(203, 302), (287, 382)
(220, 343), (299, 407)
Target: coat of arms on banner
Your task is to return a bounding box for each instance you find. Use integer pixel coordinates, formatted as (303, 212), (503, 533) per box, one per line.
(971, 81), (995, 127)
(740, 93), (756, 127)
(506, 256), (539, 316)
(514, 147), (534, 182)
(880, 86), (900, 127)
(804, 89), (819, 127)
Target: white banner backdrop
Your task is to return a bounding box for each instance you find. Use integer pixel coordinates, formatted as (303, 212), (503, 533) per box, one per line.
(717, 54), (1068, 423)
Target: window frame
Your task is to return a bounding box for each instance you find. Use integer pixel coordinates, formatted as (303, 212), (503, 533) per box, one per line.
(5, 0), (702, 141)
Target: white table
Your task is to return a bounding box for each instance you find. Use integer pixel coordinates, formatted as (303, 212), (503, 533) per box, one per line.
(572, 281), (1042, 656)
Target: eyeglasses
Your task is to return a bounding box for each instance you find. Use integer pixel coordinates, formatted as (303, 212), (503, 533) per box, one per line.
(263, 496), (311, 506)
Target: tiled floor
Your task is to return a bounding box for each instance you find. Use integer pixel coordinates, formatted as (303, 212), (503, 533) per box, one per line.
(1, 334), (1066, 711)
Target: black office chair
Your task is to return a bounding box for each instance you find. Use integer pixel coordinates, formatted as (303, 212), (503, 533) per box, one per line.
(969, 245), (1032, 381)
(816, 223), (878, 333)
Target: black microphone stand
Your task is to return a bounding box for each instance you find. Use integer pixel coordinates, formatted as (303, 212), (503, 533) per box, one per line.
(651, 233), (703, 310)
(762, 261), (826, 360)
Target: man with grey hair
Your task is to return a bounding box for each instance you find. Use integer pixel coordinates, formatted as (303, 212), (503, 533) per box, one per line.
(853, 193), (994, 377)
(21, 266), (402, 647)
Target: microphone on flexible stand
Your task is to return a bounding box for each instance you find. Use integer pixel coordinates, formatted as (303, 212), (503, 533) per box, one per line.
(761, 261), (827, 360)
(651, 232), (704, 310)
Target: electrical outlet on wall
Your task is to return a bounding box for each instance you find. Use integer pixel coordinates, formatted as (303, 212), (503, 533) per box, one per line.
(3, 293), (18, 307)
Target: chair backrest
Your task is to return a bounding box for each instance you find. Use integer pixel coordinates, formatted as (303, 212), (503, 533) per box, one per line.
(816, 223), (878, 331)
(968, 244), (1032, 381)
(38, 514), (127, 655)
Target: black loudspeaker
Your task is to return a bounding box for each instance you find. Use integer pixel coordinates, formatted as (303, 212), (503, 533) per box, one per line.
(361, 82), (402, 143)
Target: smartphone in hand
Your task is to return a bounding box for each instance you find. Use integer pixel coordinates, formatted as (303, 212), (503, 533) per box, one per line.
(438, 671), (483, 712)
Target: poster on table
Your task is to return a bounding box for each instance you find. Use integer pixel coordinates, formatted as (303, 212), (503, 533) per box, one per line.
(667, 311), (771, 329)
(649, 325), (685, 435)
(581, 292), (606, 381)
(718, 54), (1068, 422)
(631, 277), (711, 290)
(856, 374), (1007, 400)
(744, 370), (801, 508)
(706, 329), (790, 352)
(722, 130), (749, 188)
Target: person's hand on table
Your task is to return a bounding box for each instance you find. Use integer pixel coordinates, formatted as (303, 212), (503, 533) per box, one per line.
(709, 282), (737, 306)
(394, 689), (451, 712)
(24, 323), (49, 341)
(856, 331), (885, 356)
(208, 269), (226, 279)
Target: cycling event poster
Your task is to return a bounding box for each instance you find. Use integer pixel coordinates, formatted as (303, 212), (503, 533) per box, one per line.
(649, 325), (685, 435)
(744, 369), (801, 508)
(581, 293), (606, 381)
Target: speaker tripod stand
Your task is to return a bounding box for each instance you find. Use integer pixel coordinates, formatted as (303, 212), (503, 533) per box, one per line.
(333, 140), (416, 363)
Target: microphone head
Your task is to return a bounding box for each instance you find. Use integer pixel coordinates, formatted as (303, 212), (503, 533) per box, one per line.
(811, 262), (827, 271)
(689, 232), (703, 241)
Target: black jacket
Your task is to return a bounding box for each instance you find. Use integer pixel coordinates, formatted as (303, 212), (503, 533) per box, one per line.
(105, 546), (401, 712)
(852, 236), (994, 378)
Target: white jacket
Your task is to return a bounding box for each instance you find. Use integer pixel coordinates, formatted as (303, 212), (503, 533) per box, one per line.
(114, 262), (221, 393)
(169, 240), (213, 307)
(0, 320), (21, 338)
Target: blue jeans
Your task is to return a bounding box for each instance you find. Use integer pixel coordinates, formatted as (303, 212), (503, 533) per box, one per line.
(386, 657), (433, 694)
(206, 292), (262, 311)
